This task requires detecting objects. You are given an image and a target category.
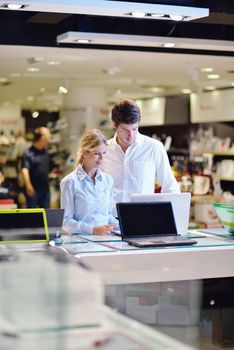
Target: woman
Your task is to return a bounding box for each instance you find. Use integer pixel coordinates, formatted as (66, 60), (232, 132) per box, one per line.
(60, 129), (118, 235)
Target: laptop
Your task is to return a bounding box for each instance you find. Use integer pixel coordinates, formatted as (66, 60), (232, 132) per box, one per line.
(131, 192), (191, 233)
(116, 202), (197, 248)
(45, 208), (64, 239)
(0, 208), (49, 245)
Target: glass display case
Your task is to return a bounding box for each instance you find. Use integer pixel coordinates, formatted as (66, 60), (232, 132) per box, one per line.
(0, 249), (193, 350)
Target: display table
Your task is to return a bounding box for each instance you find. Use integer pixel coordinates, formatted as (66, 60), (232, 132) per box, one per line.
(68, 230), (234, 349)
(0, 251), (192, 350)
(67, 231), (234, 285)
(2, 230), (234, 349)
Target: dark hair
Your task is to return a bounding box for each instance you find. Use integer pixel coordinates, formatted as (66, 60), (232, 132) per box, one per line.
(33, 129), (42, 142)
(33, 127), (51, 142)
(111, 99), (141, 126)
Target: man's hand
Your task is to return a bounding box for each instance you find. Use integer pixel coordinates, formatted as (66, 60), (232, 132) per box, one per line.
(26, 183), (35, 197)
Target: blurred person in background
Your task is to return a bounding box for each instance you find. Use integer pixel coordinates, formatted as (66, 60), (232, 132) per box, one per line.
(22, 127), (51, 208)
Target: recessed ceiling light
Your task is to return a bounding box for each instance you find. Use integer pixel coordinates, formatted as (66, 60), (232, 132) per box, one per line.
(201, 67), (213, 72)
(26, 96), (34, 101)
(130, 11), (146, 18)
(27, 67), (40, 72)
(9, 73), (21, 77)
(1, 3), (28, 10)
(32, 111), (39, 119)
(58, 86), (68, 94)
(182, 88), (192, 94)
(73, 39), (92, 44)
(205, 86), (216, 91)
(163, 42), (176, 48)
(207, 74), (220, 79)
(47, 60), (61, 65)
(169, 14), (183, 21)
(153, 87), (163, 93)
(149, 13), (162, 18)
(0, 77), (8, 83)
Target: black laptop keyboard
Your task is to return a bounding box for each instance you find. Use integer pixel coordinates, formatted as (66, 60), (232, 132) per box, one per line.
(131, 236), (187, 242)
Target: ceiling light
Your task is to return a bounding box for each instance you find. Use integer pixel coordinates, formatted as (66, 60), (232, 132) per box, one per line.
(182, 89), (192, 94)
(32, 111), (39, 119)
(75, 39), (92, 44)
(58, 86), (68, 94)
(163, 42), (176, 48)
(130, 11), (146, 18)
(26, 96), (34, 101)
(231, 82), (234, 87)
(151, 87), (164, 93)
(0, 77), (8, 83)
(207, 74), (220, 79)
(169, 14), (183, 21)
(27, 67), (40, 72)
(1, 3), (28, 10)
(0, 2), (209, 21)
(126, 12), (187, 21)
(149, 13), (162, 18)
(56, 32), (230, 52)
(201, 67), (213, 72)
(204, 86), (216, 91)
(9, 73), (21, 77)
(47, 60), (61, 65)
(103, 65), (123, 76)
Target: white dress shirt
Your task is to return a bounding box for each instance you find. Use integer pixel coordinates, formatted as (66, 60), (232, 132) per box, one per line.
(102, 132), (180, 210)
(60, 165), (118, 234)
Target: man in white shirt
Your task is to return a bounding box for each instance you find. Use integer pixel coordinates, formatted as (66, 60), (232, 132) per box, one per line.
(102, 99), (180, 214)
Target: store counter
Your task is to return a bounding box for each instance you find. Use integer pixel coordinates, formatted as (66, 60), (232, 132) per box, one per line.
(67, 231), (234, 285)
(0, 252), (192, 350)
(68, 231), (234, 349)
(2, 230), (234, 349)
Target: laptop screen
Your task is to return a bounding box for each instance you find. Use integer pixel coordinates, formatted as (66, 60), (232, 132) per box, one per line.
(131, 192), (191, 233)
(45, 208), (64, 228)
(0, 209), (49, 243)
(116, 202), (178, 238)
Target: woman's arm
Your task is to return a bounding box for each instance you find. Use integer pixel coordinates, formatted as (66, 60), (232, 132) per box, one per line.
(60, 177), (94, 235)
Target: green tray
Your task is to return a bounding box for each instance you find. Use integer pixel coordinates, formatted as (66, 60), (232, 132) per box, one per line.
(213, 203), (234, 234)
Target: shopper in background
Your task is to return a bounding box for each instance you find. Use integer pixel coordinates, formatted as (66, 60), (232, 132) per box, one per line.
(60, 129), (118, 235)
(102, 99), (180, 214)
(22, 126), (51, 208)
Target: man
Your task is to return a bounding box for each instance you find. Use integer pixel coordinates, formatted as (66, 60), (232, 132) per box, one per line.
(102, 99), (180, 212)
(22, 126), (51, 208)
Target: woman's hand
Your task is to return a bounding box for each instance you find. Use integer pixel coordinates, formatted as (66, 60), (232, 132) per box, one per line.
(93, 224), (116, 235)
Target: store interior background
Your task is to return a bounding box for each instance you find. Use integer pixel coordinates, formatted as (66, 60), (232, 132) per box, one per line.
(0, 0), (234, 228)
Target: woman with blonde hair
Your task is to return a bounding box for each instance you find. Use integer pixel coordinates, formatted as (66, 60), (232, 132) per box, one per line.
(60, 129), (118, 235)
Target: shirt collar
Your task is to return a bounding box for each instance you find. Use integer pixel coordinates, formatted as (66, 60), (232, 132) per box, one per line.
(76, 164), (102, 181)
(113, 131), (143, 147)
